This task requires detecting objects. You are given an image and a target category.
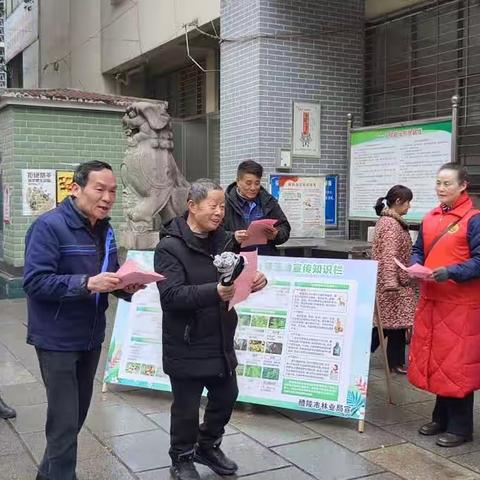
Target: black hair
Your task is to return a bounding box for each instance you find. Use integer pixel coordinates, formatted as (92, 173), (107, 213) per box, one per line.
(237, 160), (263, 179)
(73, 161), (113, 188)
(438, 162), (469, 186)
(374, 185), (413, 216)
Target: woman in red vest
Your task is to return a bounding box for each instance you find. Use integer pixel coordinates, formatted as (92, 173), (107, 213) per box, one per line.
(409, 162), (480, 448)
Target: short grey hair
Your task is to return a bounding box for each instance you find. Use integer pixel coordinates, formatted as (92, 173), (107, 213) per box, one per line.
(187, 178), (223, 203)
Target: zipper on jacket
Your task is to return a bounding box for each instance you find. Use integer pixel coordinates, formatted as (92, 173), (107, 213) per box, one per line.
(218, 301), (233, 376)
(88, 228), (105, 350)
(184, 324), (191, 344)
(54, 300), (63, 321)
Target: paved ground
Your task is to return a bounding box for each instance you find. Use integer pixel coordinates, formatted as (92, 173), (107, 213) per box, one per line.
(1, 298), (480, 480)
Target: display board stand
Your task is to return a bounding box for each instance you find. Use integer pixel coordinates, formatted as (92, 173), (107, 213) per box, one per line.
(103, 253), (378, 429)
(357, 297), (394, 434)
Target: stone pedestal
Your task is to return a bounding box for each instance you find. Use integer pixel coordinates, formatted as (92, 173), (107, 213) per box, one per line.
(118, 228), (159, 251)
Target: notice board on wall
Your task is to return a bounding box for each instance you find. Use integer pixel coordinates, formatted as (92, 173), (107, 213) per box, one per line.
(348, 118), (452, 222)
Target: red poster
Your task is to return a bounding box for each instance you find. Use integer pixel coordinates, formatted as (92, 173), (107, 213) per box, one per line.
(302, 111), (310, 136)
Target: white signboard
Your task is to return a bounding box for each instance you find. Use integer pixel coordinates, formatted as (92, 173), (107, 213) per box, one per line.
(5, 1), (38, 63)
(105, 252), (378, 421)
(22, 169), (56, 216)
(3, 184), (11, 224)
(348, 119), (452, 222)
(292, 101), (321, 157)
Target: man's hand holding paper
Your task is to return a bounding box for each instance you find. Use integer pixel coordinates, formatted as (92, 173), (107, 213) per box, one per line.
(116, 259), (165, 290)
(241, 219), (278, 247)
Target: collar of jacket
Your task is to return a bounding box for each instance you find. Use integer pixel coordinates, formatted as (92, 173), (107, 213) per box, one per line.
(380, 208), (409, 230)
(226, 181), (275, 215)
(60, 196), (111, 232)
(161, 216), (228, 257)
(431, 192), (473, 219)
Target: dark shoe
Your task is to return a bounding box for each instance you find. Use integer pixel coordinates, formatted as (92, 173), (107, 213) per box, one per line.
(0, 396), (16, 419)
(170, 453), (201, 480)
(418, 421), (445, 436)
(390, 366), (407, 375)
(36, 472), (78, 480)
(194, 445), (238, 476)
(436, 432), (472, 448)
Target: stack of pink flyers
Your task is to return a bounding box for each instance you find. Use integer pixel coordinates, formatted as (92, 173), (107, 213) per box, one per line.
(241, 219), (278, 248)
(394, 258), (432, 280)
(116, 259), (165, 289)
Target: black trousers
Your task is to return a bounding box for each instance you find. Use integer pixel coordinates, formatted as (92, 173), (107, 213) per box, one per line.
(432, 392), (474, 437)
(169, 373), (239, 461)
(371, 327), (406, 368)
(36, 348), (101, 480)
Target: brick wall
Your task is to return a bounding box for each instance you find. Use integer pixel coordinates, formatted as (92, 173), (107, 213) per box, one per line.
(0, 104), (126, 267)
(0, 107), (14, 260)
(220, 0), (365, 237)
(220, 0), (262, 187)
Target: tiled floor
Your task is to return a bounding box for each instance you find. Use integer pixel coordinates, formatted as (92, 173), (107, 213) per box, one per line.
(1, 298), (479, 480)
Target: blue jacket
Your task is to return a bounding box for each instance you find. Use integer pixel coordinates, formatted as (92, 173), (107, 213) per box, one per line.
(23, 198), (122, 351)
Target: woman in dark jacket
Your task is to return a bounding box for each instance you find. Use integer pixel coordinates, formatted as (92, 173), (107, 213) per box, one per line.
(224, 160), (291, 255)
(154, 179), (267, 480)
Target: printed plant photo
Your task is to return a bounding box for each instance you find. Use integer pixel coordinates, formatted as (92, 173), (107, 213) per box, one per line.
(239, 314), (252, 327)
(251, 315), (269, 328)
(268, 316), (287, 329)
(261, 367), (280, 380)
(245, 364), (262, 378)
(234, 338), (248, 351)
(265, 342), (283, 355)
(248, 339), (266, 353)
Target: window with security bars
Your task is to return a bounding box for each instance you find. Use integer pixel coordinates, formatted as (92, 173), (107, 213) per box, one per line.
(365, 0), (480, 192)
(152, 62), (206, 119)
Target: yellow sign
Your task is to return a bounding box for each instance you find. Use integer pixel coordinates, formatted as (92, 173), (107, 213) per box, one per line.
(56, 171), (74, 205)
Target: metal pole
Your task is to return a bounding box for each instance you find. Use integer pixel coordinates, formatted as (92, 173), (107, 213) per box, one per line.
(451, 95), (460, 163)
(346, 113), (353, 240)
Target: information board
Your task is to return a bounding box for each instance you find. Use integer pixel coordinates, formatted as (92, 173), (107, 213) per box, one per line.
(104, 251), (377, 421)
(348, 118), (452, 222)
(269, 175), (326, 238)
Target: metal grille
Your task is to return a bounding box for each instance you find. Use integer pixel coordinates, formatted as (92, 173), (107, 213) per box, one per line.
(178, 63), (205, 118)
(152, 62), (206, 119)
(365, 0), (480, 192)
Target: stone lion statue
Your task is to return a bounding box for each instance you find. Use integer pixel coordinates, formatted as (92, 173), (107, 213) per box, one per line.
(121, 101), (189, 234)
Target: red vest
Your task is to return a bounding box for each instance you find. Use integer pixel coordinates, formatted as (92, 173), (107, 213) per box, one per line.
(420, 194), (480, 304)
(408, 194), (480, 397)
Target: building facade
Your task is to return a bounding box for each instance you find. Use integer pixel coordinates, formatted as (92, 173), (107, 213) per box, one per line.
(2, 0), (478, 262)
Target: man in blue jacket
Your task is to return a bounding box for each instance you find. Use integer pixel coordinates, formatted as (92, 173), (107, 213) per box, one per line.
(23, 161), (143, 480)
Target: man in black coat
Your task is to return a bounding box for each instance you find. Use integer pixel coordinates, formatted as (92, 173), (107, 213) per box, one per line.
(223, 160), (291, 255)
(154, 179), (267, 480)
